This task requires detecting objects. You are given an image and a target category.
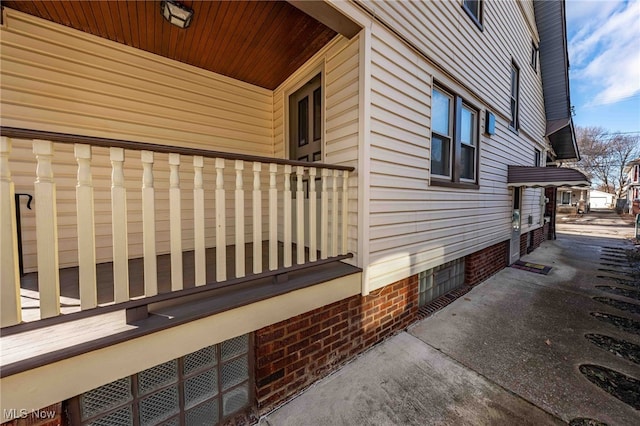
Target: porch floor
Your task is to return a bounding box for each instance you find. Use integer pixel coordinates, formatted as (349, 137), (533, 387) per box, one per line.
(19, 241), (330, 322)
(3, 244), (360, 378)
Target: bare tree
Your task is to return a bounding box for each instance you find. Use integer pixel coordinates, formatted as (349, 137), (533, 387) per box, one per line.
(569, 126), (640, 197)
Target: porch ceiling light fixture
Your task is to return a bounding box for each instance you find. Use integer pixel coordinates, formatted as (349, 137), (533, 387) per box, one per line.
(161, 0), (194, 29)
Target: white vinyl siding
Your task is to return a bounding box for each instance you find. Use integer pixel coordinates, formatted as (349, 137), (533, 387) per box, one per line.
(359, 0), (545, 142)
(366, 13), (546, 291)
(273, 36), (360, 263)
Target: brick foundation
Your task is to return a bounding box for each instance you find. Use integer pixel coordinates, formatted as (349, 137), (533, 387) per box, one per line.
(254, 276), (419, 413)
(464, 240), (509, 286)
(524, 224), (549, 254)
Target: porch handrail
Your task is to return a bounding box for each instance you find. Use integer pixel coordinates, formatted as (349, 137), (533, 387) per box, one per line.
(0, 129), (354, 328)
(0, 127), (355, 172)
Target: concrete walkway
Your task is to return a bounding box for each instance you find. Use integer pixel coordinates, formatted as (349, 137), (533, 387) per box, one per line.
(260, 210), (639, 426)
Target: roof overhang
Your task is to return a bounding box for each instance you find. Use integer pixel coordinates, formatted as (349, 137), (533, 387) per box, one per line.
(546, 118), (580, 162)
(507, 166), (590, 188)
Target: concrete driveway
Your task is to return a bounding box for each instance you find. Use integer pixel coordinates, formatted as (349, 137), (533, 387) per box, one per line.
(260, 210), (639, 425)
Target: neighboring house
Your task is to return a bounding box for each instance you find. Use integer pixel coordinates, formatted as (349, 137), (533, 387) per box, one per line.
(0, 1), (588, 424)
(589, 189), (615, 209)
(623, 158), (640, 214)
(557, 186), (589, 213)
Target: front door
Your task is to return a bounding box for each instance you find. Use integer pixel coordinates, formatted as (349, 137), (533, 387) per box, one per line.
(510, 187), (522, 264)
(289, 73), (322, 163)
(289, 74), (322, 248)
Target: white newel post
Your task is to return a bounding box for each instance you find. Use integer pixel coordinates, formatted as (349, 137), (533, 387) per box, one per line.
(235, 160), (245, 278)
(320, 168), (329, 260)
(296, 166), (305, 264)
(341, 171), (349, 255)
(331, 170), (339, 257)
(141, 151), (158, 296)
(308, 167), (317, 262)
(215, 158), (227, 281)
(75, 144), (97, 310)
(110, 147), (129, 304)
(193, 156), (206, 286)
(0, 137), (22, 326)
(253, 162), (262, 274)
(269, 164), (278, 271)
(283, 165), (292, 267)
(169, 153), (183, 291)
(33, 140), (61, 318)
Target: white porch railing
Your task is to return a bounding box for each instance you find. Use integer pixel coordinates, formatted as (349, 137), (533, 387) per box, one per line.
(0, 134), (353, 327)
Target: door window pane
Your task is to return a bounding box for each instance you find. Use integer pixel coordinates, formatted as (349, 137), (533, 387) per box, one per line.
(313, 88), (321, 142)
(298, 97), (308, 146)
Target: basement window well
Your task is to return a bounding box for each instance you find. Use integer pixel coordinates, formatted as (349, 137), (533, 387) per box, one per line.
(418, 258), (465, 306)
(67, 334), (252, 425)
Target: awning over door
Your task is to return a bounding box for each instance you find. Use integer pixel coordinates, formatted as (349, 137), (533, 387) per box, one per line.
(507, 166), (590, 188)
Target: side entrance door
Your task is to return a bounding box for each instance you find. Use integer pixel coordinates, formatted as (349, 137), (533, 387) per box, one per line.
(289, 74), (322, 249)
(510, 187), (522, 265)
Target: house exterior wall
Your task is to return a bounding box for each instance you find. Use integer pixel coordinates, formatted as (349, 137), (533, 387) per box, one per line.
(272, 35), (361, 262)
(360, 0), (547, 291)
(1, 10), (277, 270)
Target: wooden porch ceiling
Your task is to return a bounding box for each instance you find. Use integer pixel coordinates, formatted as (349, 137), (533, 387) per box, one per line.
(1, 0), (338, 90)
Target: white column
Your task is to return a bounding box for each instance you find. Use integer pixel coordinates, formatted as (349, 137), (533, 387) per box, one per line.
(169, 153), (183, 291)
(269, 164), (278, 271)
(193, 156), (206, 286)
(341, 170), (349, 255)
(110, 147), (129, 304)
(75, 144), (97, 309)
(252, 162), (262, 274)
(141, 151), (158, 296)
(308, 167), (317, 262)
(0, 137), (22, 326)
(215, 158), (227, 281)
(283, 165), (292, 267)
(296, 166), (305, 264)
(33, 140), (61, 318)
(235, 160), (245, 278)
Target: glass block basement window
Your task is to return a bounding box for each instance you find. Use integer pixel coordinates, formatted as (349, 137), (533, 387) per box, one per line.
(418, 258), (465, 306)
(74, 334), (250, 426)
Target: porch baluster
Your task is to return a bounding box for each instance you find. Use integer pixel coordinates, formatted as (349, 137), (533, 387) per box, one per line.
(235, 160), (245, 278)
(320, 169), (329, 259)
(75, 144), (97, 309)
(0, 137), (22, 326)
(169, 154), (183, 291)
(33, 140), (61, 318)
(308, 167), (317, 262)
(141, 151), (158, 296)
(269, 164), (278, 271)
(296, 166), (305, 265)
(284, 165), (292, 268)
(110, 147), (129, 303)
(215, 158), (227, 281)
(253, 162), (262, 274)
(331, 170), (339, 257)
(193, 156), (206, 286)
(341, 171), (349, 255)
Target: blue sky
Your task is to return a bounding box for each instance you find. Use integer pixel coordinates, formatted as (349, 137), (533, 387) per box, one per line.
(565, 0), (640, 134)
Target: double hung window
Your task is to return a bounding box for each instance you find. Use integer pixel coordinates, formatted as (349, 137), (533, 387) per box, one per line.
(431, 85), (479, 186)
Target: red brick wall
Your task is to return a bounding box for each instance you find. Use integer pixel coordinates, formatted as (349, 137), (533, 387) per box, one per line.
(254, 276), (419, 413)
(520, 233), (528, 257)
(464, 240), (508, 286)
